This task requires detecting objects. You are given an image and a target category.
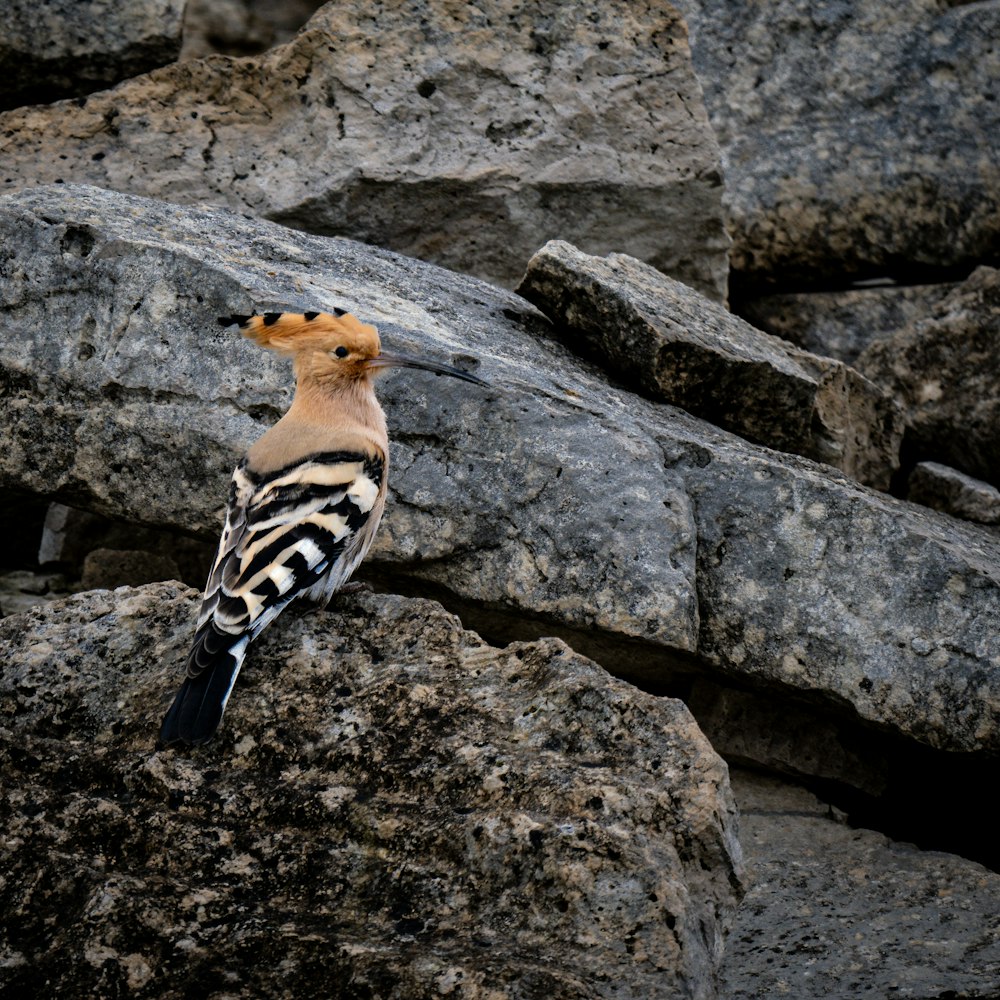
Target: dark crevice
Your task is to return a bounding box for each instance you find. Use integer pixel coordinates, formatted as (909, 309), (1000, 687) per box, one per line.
(728, 258), (989, 307)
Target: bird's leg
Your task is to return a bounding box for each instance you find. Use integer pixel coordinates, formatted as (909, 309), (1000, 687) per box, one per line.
(337, 580), (374, 596)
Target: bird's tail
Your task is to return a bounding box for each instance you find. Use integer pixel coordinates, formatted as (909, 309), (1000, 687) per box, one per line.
(158, 627), (250, 748)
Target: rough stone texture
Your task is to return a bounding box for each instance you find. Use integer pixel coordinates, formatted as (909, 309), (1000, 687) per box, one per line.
(180, 0), (323, 60)
(675, 0), (1000, 290)
(0, 0), (186, 112)
(908, 462), (1000, 531)
(737, 282), (958, 367)
(719, 770), (1000, 999)
(857, 266), (1000, 489)
(0, 1), (729, 298)
(1, 185), (999, 761)
(518, 240), (903, 490)
(0, 583), (744, 999)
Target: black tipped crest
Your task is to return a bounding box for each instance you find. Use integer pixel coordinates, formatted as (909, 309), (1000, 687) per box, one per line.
(219, 314), (253, 328)
(263, 312), (282, 326)
(333, 307), (347, 317)
(304, 311), (319, 321)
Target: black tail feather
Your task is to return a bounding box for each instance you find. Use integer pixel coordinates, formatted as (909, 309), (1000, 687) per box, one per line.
(158, 644), (245, 748)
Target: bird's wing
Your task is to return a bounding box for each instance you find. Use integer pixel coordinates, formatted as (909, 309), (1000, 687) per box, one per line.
(187, 449), (386, 679)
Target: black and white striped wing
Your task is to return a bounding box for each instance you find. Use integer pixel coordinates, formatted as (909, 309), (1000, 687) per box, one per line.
(188, 450), (386, 678)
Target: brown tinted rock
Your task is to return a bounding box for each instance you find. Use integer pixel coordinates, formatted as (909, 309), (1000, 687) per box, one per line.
(676, 0), (1000, 290)
(0, 0), (729, 297)
(0, 0), (185, 111)
(719, 771), (1000, 999)
(738, 282), (958, 366)
(908, 462), (1000, 530)
(518, 240), (902, 489)
(0, 583), (744, 999)
(857, 267), (1000, 489)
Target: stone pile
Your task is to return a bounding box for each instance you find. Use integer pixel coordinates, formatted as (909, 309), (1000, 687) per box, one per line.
(1, 2), (998, 997)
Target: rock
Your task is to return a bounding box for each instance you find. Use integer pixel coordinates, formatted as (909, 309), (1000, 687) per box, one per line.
(719, 771), (1000, 999)
(38, 503), (215, 586)
(0, 182), (701, 658)
(675, 0), (1000, 291)
(684, 682), (889, 797)
(179, 0), (323, 60)
(0, 0), (186, 112)
(0, 0), (730, 298)
(856, 267), (1000, 489)
(737, 282), (959, 367)
(80, 548), (182, 589)
(517, 240), (903, 490)
(1, 184), (999, 764)
(908, 462), (1000, 531)
(0, 568), (71, 617)
(0, 583), (744, 999)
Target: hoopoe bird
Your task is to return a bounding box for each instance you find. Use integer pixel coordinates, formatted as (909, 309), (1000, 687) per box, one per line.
(158, 309), (487, 748)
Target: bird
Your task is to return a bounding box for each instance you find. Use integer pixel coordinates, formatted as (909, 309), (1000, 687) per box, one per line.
(158, 308), (487, 748)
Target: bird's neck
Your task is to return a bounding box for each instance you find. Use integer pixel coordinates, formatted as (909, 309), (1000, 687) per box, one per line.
(245, 355), (388, 474)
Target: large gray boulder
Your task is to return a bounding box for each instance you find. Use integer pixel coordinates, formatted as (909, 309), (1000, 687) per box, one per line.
(0, 583), (744, 999)
(676, 0), (1000, 290)
(0, 0), (186, 111)
(1, 184), (999, 766)
(517, 240), (903, 490)
(0, 0), (730, 298)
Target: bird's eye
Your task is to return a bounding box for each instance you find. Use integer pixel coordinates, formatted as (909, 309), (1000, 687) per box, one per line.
(334, 346), (349, 358)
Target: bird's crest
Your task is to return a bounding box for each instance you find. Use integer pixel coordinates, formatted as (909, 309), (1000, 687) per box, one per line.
(219, 310), (381, 358)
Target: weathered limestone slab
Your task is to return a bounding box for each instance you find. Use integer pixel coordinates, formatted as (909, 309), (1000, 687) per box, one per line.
(719, 771), (1000, 999)
(0, 184), (700, 655)
(0, 0), (730, 297)
(1, 185), (999, 760)
(676, 0), (1000, 290)
(908, 462), (1000, 531)
(738, 282), (958, 366)
(857, 266), (1000, 490)
(0, 0), (186, 111)
(518, 240), (902, 489)
(0, 584), (744, 999)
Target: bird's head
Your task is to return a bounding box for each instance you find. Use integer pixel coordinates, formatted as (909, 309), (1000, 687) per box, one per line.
(219, 310), (487, 386)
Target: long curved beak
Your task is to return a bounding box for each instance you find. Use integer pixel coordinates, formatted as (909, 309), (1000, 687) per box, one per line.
(366, 351), (489, 386)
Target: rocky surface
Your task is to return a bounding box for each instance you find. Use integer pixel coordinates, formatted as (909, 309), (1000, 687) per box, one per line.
(857, 266), (1000, 489)
(719, 771), (1000, 1000)
(0, 0), (729, 298)
(518, 240), (903, 490)
(3, 7), (1000, 998)
(0, 0), (186, 112)
(676, 0), (1000, 291)
(0, 583), (744, 999)
(737, 282), (958, 367)
(908, 462), (1000, 532)
(2, 185), (999, 766)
